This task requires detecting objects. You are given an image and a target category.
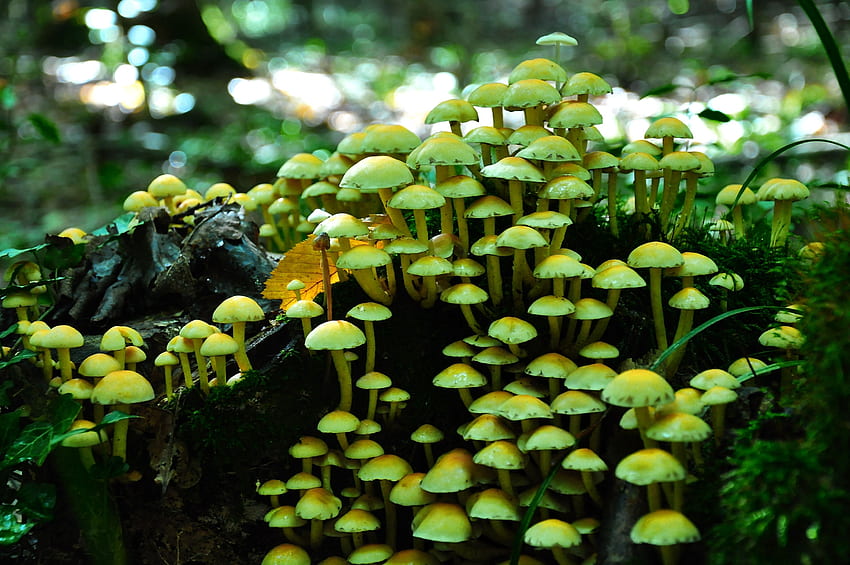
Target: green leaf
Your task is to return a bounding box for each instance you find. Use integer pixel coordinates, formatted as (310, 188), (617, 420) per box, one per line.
(40, 236), (86, 271)
(0, 380), (13, 407)
(0, 243), (50, 260)
(699, 108), (732, 122)
(0, 349), (37, 370)
(91, 410), (140, 431)
(0, 85), (15, 110)
(89, 456), (130, 480)
(49, 394), (81, 435)
(0, 411), (22, 452)
(0, 505), (35, 545)
(667, 0), (689, 15)
(797, 0), (850, 119)
(642, 84), (679, 98)
(16, 482), (56, 522)
(27, 113), (61, 144)
(2, 421), (52, 468)
(706, 71), (771, 86)
(90, 213), (139, 237)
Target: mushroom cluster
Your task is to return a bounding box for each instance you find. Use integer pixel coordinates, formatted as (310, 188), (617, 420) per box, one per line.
(0, 31), (819, 565)
(240, 34), (816, 565)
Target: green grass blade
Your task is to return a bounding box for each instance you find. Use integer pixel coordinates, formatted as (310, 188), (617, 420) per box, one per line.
(735, 359), (806, 384)
(510, 452), (564, 565)
(732, 138), (850, 207)
(650, 306), (781, 372)
(797, 0), (850, 115)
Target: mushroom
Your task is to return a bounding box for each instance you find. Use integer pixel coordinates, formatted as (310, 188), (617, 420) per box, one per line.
(304, 321), (366, 411)
(90, 369), (154, 462)
(39, 325), (84, 383)
(211, 295), (265, 373)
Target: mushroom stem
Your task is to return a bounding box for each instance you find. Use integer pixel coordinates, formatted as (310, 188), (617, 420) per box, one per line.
(508, 179), (524, 223)
(191, 340), (210, 395)
(350, 268), (392, 305)
(731, 205), (746, 239)
(496, 469), (514, 496)
(607, 172), (619, 237)
(672, 172), (699, 238)
(377, 188), (413, 237)
(211, 355), (227, 387)
(634, 406), (658, 450)
(163, 366), (174, 400)
(459, 304), (483, 335)
(177, 352), (193, 388)
(309, 519), (324, 550)
(330, 350), (354, 412)
(362, 321), (377, 374)
(485, 255), (504, 307)
(111, 404), (131, 461)
(770, 199), (793, 247)
(56, 348), (73, 383)
(231, 321), (253, 372)
(659, 170), (683, 232)
(580, 470), (603, 506)
(552, 547), (579, 565)
(78, 446), (97, 470)
(454, 198), (470, 252)
(648, 268), (669, 351)
(665, 310), (695, 378)
(379, 479), (398, 547)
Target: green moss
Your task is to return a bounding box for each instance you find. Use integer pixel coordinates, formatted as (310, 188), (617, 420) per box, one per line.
(707, 207), (850, 563)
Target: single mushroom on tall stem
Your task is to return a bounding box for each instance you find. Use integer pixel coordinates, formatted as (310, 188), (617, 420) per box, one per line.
(212, 295), (265, 373)
(304, 320), (366, 412)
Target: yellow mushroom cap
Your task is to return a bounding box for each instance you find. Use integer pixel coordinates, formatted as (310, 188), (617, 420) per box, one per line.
(295, 487), (342, 520)
(61, 419), (108, 448)
(147, 174), (187, 199)
(212, 295), (265, 324)
(630, 509), (700, 545)
(524, 518), (582, 549)
(412, 502), (472, 543)
(78, 353), (122, 377)
(40, 325), (84, 349)
(644, 117), (693, 140)
(200, 332), (239, 357)
(601, 369), (674, 408)
(615, 448), (685, 485)
(91, 370), (154, 405)
(488, 317), (538, 345)
(627, 241), (684, 269)
(261, 543), (311, 565)
(304, 320), (366, 350)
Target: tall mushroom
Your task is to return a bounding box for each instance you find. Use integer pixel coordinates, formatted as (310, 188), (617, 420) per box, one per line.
(305, 321), (366, 412)
(212, 295), (265, 373)
(90, 369), (154, 462)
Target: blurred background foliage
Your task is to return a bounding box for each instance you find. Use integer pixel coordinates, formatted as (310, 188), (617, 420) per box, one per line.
(1, 0), (848, 250)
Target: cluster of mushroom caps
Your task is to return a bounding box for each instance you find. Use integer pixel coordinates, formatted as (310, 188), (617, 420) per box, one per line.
(262, 282), (805, 565)
(2, 283), (266, 472)
(240, 34), (821, 565)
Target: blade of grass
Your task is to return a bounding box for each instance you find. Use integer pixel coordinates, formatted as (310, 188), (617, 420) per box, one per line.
(797, 0), (850, 116)
(735, 359), (806, 384)
(650, 306), (782, 372)
(732, 138), (850, 207)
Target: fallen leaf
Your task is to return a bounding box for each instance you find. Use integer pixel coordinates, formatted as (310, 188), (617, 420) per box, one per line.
(262, 235), (341, 310)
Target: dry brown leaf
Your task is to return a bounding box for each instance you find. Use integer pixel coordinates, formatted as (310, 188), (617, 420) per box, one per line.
(262, 234), (341, 310)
